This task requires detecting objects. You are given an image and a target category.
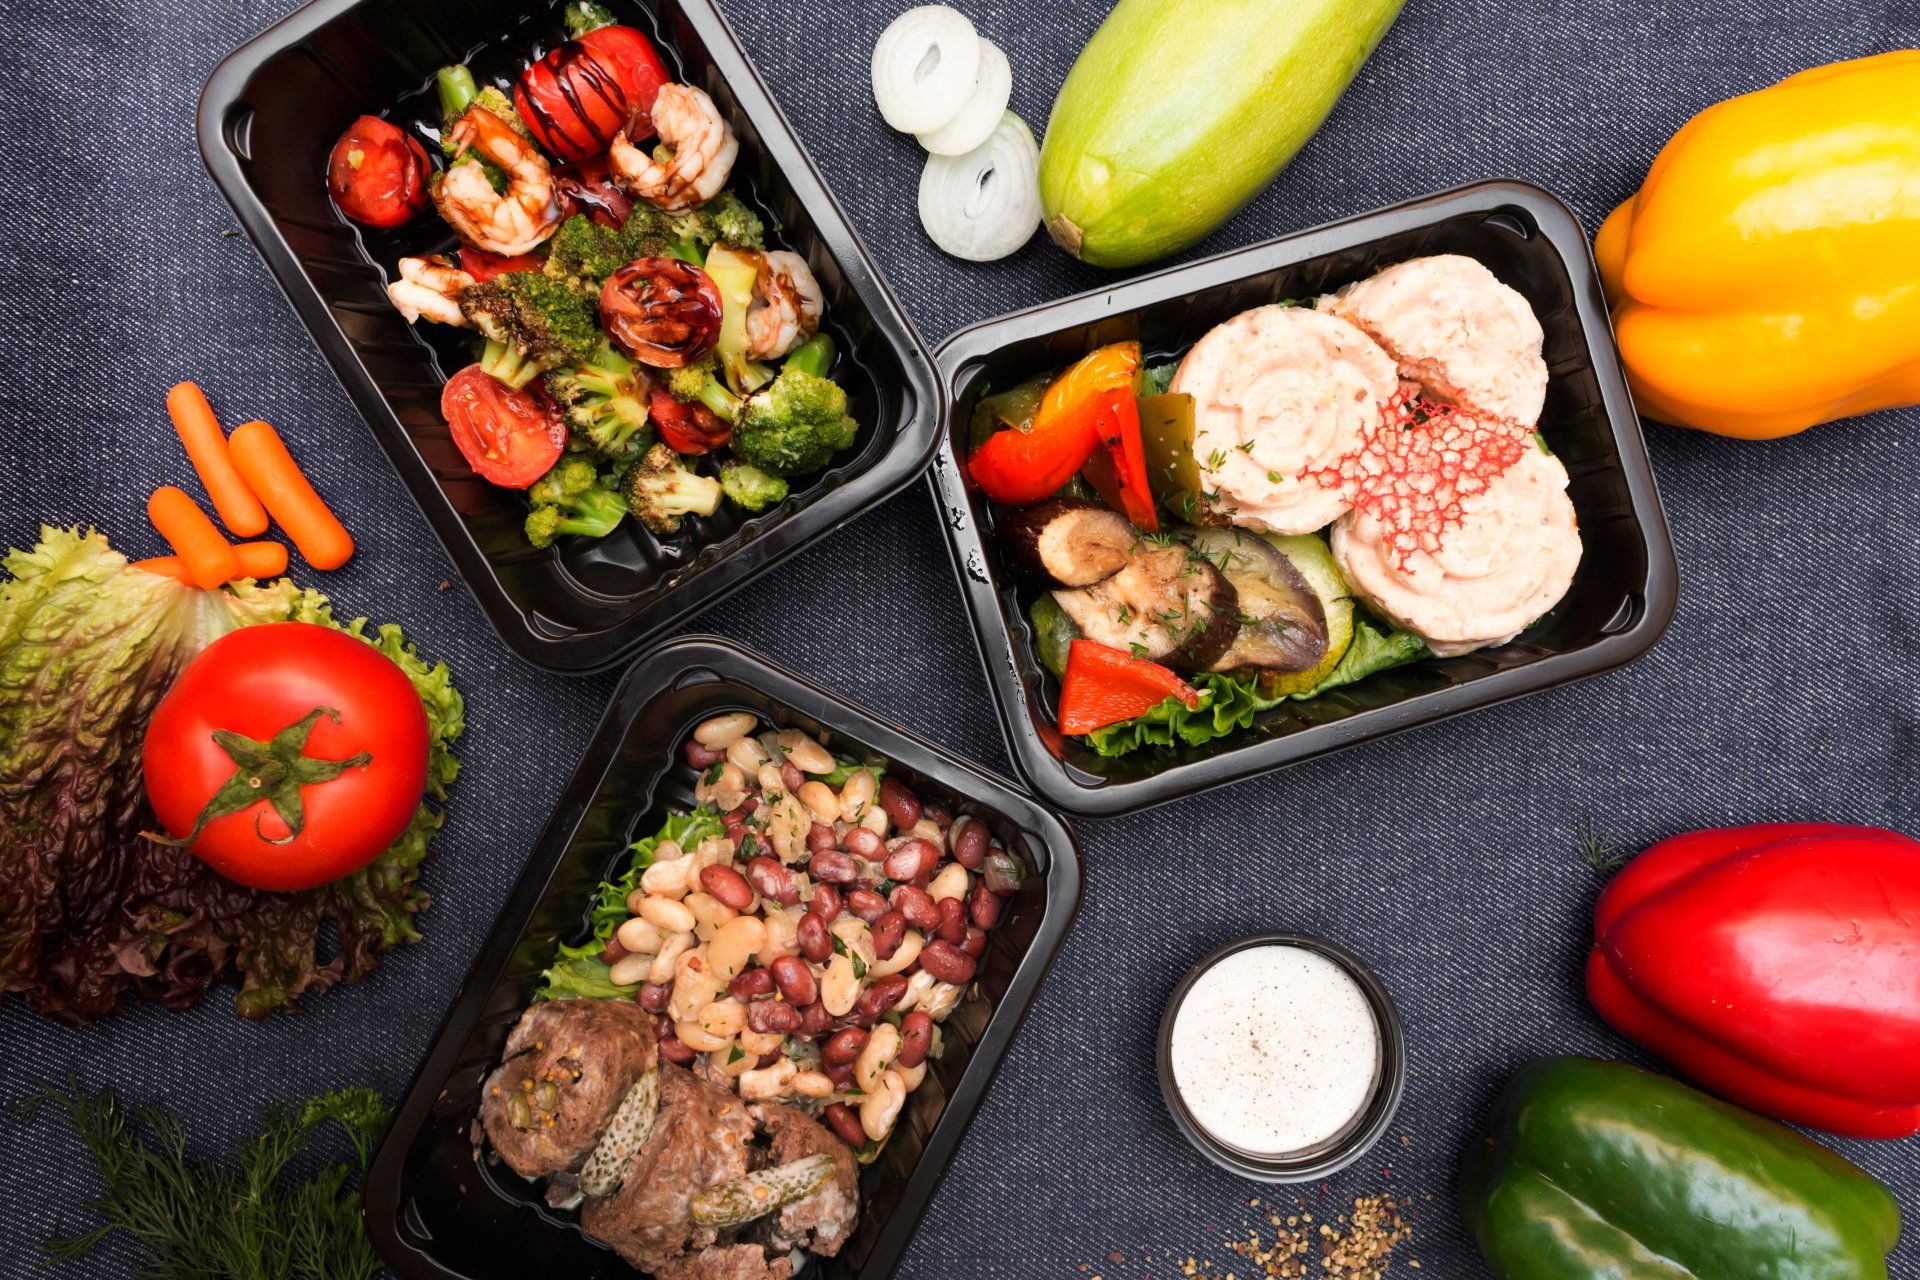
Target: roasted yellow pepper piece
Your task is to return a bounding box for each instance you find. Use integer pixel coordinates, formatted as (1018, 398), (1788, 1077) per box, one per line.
(1595, 52), (1920, 440)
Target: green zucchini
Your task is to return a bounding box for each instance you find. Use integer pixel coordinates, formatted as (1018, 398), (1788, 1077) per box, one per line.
(1039, 0), (1407, 267)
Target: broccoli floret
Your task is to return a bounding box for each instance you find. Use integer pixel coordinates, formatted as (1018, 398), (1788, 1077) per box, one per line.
(731, 367), (859, 478)
(720, 460), (789, 512)
(623, 443), (723, 534)
(564, 0), (616, 35)
(545, 340), (653, 459)
(664, 357), (747, 423)
(543, 215), (678, 290)
(464, 273), (598, 388)
(672, 193), (766, 253)
(524, 456), (628, 548)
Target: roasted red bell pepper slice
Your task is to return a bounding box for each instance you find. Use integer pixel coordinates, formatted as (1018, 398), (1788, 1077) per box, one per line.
(1057, 639), (1200, 735)
(459, 246), (545, 282)
(969, 342), (1142, 506)
(1080, 391), (1159, 531)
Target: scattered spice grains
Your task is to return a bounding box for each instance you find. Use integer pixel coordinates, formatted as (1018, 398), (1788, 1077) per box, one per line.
(1080, 1183), (1420, 1280)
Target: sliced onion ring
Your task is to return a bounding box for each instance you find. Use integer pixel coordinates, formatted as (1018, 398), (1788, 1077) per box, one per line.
(918, 111), (1042, 262)
(872, 5), (982, 135)
(917, 39), (1012, 157)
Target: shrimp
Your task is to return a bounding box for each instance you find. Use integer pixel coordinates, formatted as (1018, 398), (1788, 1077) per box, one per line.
(387, 255), (474, 326)
(608, 83), (738, 215)
(744, 250), (825, 361)
(433, 107), (561, 256)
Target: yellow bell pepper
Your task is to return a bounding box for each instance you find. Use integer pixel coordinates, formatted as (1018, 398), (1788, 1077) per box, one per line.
(1595, 52), (1920, 440)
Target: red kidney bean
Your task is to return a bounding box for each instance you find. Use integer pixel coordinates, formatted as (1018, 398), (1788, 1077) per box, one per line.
(654, 1014), (675, 1038)
(923, 799), (953, 829)
(891, 885), (941, 931)
(878, 776), (921, 831)
(962, 927), (988, 958)
(768, 955), (818, 1006)
(857, 974), (910, 1022)
(809, 849), (858, 883)
(950, 817), (988, 870)
(847, 888), (889, 923)
(982, 849), (1025, 895)
(781, 762), (806, 792)
(821, 1026), (869, 1066)
(699, 864), (755, 911)
(842, 828), (883, 859)
(753, 1050), (780, 1069)
(685, 741), (723, 769)
(796, 913), (832, 964)
(823, 1103), (865, 1146)
(729, 969), (775, 1001)
(871, 911), (907, 960)
(807, 822), (837, 853)
(747, 1000), (801, 1035)
(745, 856), (799, 906)
(936, 896), (968, 944)
(796, 1001), (833, 1039)
(897, 1011), (933, 1068)
(883, 838), (938, 882)
(825, 1058), (857, 1087)
(844, 1003), (877, 1029)
(919, 939), (977, 985)
(659, 1034), (697, 1065)
(637, 982), (672, 1014)
(808, 883), (843, 922)
(600, 937), (627, 967)
(968, 882), (1003, 929)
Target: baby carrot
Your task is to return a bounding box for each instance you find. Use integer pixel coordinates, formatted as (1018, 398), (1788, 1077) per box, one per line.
(147, 486), (240, 589)
(228, 420), (355, 570)
(132, 556), (195, 584)
(130, 542), (286, 587)
(166, 382), (270, 537)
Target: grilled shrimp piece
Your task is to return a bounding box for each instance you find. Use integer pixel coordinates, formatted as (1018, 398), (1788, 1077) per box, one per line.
(434, 106), (562, 256)
(744, 251), (824, 361)
(609, 84), (738, 215)
(387, 255), (475, 326)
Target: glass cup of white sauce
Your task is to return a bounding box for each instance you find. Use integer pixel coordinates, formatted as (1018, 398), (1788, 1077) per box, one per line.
(1156, 932), (1406, 1181)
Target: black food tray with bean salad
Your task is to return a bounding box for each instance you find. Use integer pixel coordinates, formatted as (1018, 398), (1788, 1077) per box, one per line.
(325, 1), (853, 547)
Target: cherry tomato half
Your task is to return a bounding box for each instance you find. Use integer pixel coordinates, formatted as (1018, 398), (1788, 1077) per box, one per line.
(600, 258), (724, 368)
(458, 246), (545, 282)
(578, 24), (671, 140)
(514, 26), (668, 163)
(441, 365), (568, 488)
(326, 115), (431, 229)
(143, 622), (430, 893)
(648, 388), (731, 454)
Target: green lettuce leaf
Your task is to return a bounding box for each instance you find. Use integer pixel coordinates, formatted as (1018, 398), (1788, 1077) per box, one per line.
(537, 809), (725, 1001)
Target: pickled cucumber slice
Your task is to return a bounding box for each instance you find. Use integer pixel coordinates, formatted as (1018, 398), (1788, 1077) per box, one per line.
(578, 1068), (659, 1200)
(689, 1153), (838, 1228)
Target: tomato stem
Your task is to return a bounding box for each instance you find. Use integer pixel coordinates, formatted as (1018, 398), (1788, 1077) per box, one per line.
(148, 707), (372, 852)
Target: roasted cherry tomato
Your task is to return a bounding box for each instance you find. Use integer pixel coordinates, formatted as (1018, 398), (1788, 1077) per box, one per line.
(601, 258), (725, 368)
(648, 388), (732, 454)
(514, 26), (669, 162)
(143, 622), (430, 892)
(555, 154), (634, 228)
(458, 246), (544, 282)
(440, 364), (567, 488)
(326, 115), (431, 229)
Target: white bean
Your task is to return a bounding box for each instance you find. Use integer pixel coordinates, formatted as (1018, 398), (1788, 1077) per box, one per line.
(609, 951), (654, 987)
(648, 931), (695, 985)
(897, 969), (937, 1012)
(920, 980), (964, 1021)
(615, 916), (665, 955)
(695, 712), (759, 749)
(758, 761), (790, 796)
(798, 781), (841, 825)
(860, 1071), (906, 1142)
(641, 856), (695, 899)
(793, 1070), (834, 1099)
(910, 817), (945, 848)
(707, 915), (765, 980)
(855, 1023), (901, 1092)
(776, 729), (836, 775)
(860, 804), (889, 836)
(640, 896), (696, 934)
(669, 958), (722, 1021)
(819, 954), (861, 1016)
(870, 929), (923, 978)
(893, 1060), (927, 1092)
(726, 736), (769, 773)
(757, 906), (803, 964)
(676, 1018), (730, 1053)
(740, 1059), (798, 1101)
(695, 762), (749, 811)
(839, 769), (876, 823)
(738, 1027), (787, 1055)
(928, 863), (970, 903)
(712, 1046), (756, 1078)
(699, 998), (746, 1040)
(767, 795), (811, 864)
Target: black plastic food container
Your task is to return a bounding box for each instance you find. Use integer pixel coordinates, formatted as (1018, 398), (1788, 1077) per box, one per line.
(362, 636), (1082, 1279)
(929, 180), (1678, 815)
(199, 0), (939, 673)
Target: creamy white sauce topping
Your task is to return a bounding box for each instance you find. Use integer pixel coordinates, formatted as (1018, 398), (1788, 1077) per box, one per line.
(1169, 946), (1380, 1155)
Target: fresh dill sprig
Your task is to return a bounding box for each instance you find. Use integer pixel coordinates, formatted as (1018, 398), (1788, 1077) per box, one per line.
(1575, 821), (1632, 872)
(17, 1079), (391, 1280)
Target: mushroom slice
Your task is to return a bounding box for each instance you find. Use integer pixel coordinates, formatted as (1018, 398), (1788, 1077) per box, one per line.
(1052, 541), (1238, 670)
(999, 498), (1137, 588)
(1186, 527), (1329, 674)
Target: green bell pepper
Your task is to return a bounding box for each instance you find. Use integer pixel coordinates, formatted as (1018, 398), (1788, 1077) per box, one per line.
(1462, 1057), (1900, 1279)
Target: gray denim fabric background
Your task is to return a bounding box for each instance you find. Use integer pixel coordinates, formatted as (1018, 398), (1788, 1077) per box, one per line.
(3, 0), (1918, 1275)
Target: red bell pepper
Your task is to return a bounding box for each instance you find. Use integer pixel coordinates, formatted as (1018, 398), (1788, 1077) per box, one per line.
(459, 246), (544, 282)
(969, 342), (1142, 506)
(1588, 822), (1920, 1137)
(1057, 639), (1200, 735)
(1081, 391), (1159, 531)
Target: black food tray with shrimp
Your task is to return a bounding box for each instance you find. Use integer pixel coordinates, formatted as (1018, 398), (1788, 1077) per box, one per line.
(361, 635), (1081, 1280)
(928, 181), (1679, 815)
(198, 0), (939, 673)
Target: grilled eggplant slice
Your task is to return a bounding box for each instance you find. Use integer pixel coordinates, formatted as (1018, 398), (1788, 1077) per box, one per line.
(1186, 527), (1329, 674)
(1052, 541), (1238, 669)
(999, 498), (1137, 588)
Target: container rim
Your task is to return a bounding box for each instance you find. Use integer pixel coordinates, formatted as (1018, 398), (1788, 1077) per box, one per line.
(196, 0), (944, 676)
(360, 633), (1084, 1279)
(1155, 931), (1408, 1183)
(928, 178), (1680, 815)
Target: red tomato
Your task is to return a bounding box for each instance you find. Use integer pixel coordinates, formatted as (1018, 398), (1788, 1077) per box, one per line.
(142, 623), (430, 892)
(441, 365), (568, 488)
(326, 115), (431, 229)
(648, 388), (731, 454)
(514, 26), (668, 162)
(601, 258), (724, 368)
(458, 246), (544, 282)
